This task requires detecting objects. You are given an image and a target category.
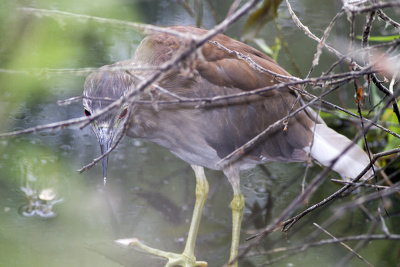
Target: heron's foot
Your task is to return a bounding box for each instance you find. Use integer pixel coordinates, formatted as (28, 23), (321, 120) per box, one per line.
(116, 238), (208, 267)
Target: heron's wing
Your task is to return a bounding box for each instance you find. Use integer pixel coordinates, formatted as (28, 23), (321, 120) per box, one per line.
(133, 27), (313, 161)
(135, 26), (292, 91)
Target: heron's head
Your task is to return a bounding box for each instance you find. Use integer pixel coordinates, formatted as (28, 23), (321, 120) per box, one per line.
(83, 69), (134, 183)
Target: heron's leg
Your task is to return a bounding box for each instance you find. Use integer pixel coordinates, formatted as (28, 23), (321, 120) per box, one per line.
(115, 165), (209, 267)
(183, 165), (209, 257)
(224, 166), (245, 267)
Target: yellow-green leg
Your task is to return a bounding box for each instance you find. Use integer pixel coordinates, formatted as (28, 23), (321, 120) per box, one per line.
(224, 166), (245, 267)
(228, 192), (244, 267)
(183, 165), (209, 260)
(116, 165), (209, 267)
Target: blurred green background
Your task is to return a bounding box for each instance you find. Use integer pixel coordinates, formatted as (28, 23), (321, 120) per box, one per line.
(0, 0), (399, 266)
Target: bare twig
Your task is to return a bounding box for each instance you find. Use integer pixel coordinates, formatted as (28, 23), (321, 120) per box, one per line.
(244, 99), (399, 256)
(2, 0), (262, 138)
(376, 9), (400, 29)
(285, 0), (343, 59)
(313, 223), (374, 267)
(0, 65), (159, 77)
(227, 0), (243, 18)
(344, 1), (400, 13)
(77, 122), (126, 174)
(308, 9), (344, 78)
(281, 147), (400, 233)
(330, 179), (390, 189)
(245, 234), (400, 264)
(285, 0), (400, 124)
(18, 7), (192, 38)
(336, 218), (379, 266)
(0, 68), (381, 138)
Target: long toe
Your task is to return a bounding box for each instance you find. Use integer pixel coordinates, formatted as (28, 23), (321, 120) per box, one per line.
(115, 238), (207, 267)
(165, 253), (207, 267)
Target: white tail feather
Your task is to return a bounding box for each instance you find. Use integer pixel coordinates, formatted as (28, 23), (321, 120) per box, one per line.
(306, 124), (373, 180)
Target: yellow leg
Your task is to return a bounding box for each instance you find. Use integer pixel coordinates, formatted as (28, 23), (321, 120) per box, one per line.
(228, 192), (245, 267)
(224, 165), (245, 267)
(183, 165), (209, 258)
(116, 165), (209, 267)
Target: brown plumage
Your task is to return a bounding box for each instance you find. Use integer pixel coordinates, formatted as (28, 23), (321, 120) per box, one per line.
(83, 26), (373, 266)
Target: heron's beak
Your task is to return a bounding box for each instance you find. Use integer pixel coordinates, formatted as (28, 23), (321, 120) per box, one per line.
(98, 127), (113, 185)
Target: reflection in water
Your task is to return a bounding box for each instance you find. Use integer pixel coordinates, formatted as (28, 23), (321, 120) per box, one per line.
(0, 0), (399, 266)
(19, 184), (63, 218)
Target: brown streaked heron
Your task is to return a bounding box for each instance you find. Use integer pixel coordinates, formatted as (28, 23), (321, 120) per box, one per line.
(82, 26), (373, 267)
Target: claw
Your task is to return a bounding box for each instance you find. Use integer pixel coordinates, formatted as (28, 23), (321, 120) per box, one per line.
(115, 237), (208, 267)
(115, 238), (139, 246)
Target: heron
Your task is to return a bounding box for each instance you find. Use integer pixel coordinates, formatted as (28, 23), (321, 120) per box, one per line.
(82, 26), (372, 267)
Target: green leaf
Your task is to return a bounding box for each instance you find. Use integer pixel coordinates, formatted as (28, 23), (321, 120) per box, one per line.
(253, 38), (273, 55)
(382, 106), (400, 151)
(253, 37), (281, 60)
(242, 0), (283, 42)
(356, 34), (400, 42)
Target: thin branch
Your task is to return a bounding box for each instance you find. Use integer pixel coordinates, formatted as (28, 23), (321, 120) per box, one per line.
(77, 123), (126, 174)
(308, 9), (344, 78)
(227, 0), (243, 18)
(1, 0), (262, 138)
(314, 223), (374, 267)
(209, 40), (301, 82)
(0, 65), (159, 77)
(243, 100), (399, 257)
(245, 234), (400, 264)
(0, 115), (91, 138)
(281, 147), (400, 233)
(18, 7), (192, 38)
(337, 218), (379, 266)
(57, 95), (83, 106)
(1, 68), (382, 138)
(376, 9), (400, 29)
(285, 0), (400, 124)
(344, 2), (400, 13)
(378, 207), (391, 236)
(216, 67), (378, 168)
(285, 0), (343, 59)
(330, 179), (390, 189)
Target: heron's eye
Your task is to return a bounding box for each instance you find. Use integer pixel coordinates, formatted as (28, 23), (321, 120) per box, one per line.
(119, 108), (128, 119)
(84, 109), (91, 117)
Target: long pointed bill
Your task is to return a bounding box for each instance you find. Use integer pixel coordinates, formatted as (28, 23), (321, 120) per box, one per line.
(98, 127), (113, 186)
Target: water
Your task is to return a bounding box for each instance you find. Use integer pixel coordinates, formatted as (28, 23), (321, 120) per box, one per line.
(0, 0), (399, 266)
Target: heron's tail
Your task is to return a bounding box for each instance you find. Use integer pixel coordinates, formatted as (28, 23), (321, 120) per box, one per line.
(306, 124), (373, 180)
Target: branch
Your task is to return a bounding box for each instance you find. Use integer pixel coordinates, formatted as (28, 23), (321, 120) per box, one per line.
(313, 223), (374, 267)
(245, 234), (400, 264)
(18, 7), (192, 38)
(282, 147), (400, 232)
(344, 1), (400, 13)
(1, 0), (262, 138)
(238, 96), (399, 260)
